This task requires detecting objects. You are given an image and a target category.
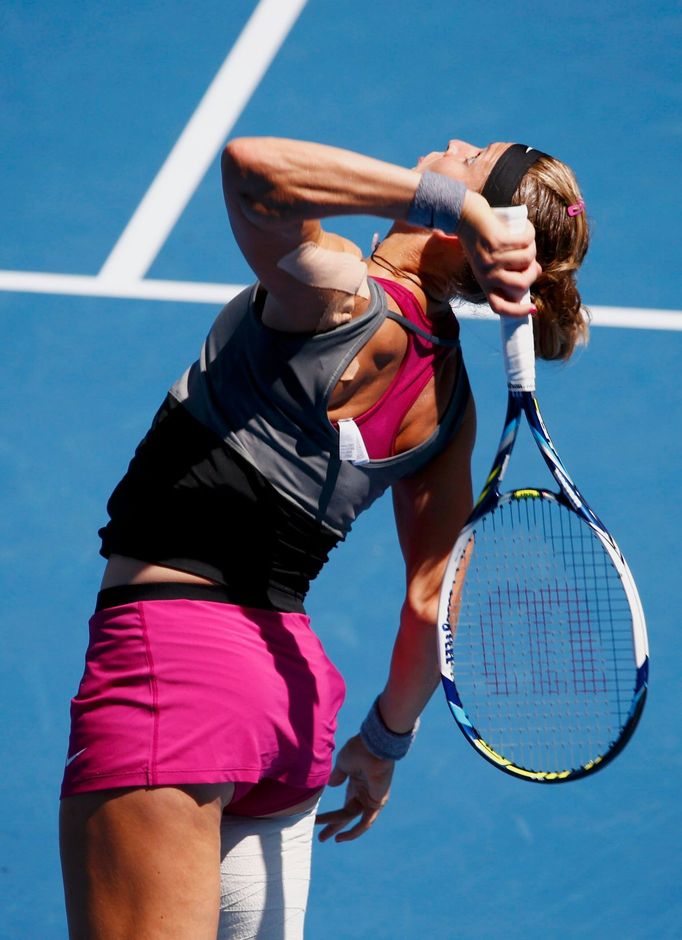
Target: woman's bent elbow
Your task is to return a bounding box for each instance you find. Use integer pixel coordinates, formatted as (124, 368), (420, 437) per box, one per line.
(221, 138), (253, 188)
(401, 591), (440, 633)
(221, 138), (288, 225)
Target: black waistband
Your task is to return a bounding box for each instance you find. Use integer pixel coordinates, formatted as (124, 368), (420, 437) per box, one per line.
(95, 582), (280, 612)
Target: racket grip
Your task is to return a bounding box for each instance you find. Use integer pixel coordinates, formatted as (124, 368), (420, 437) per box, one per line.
(493, 205), (536, 393)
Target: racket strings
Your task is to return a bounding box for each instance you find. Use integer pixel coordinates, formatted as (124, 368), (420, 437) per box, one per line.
(448, 495), (635, 773)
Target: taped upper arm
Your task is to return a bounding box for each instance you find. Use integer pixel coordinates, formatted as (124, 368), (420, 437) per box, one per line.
(223, 165), (369, 330)
(277, 242), (370, 300)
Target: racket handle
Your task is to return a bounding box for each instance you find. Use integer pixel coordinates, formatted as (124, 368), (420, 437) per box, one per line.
(493, 205), (536, 393)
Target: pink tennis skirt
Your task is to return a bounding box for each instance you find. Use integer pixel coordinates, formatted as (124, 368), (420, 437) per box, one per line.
(61, 587), (346, 800)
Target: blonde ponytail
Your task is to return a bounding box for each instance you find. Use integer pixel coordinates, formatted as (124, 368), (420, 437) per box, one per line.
(514, 156), (590, 361)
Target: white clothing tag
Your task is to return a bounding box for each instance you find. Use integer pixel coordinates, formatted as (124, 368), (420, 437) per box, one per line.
(338, 418), (370, 465)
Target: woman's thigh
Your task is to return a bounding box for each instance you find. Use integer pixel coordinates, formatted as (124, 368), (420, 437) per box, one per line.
(60, 782), (234, 940)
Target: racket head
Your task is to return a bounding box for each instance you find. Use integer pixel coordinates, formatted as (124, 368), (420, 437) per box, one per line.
(437, 487), (648, 783)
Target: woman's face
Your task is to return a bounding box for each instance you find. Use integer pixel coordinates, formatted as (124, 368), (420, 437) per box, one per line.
(416, 140), (513, 194)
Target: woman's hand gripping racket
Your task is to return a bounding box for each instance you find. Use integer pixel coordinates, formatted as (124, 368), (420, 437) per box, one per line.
(437, 205), (649, 782)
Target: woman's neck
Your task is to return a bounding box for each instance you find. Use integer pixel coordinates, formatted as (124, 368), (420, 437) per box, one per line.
(366, 229), (464, 320)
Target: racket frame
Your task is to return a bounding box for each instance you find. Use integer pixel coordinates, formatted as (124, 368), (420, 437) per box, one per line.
(439, 205), (648, 782)
(437, 385), (649, 783)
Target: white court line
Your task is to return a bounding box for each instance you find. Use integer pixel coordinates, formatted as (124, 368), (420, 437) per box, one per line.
(0, 271), (242, 305)
(451, 300), (682, 331)
(586, 306), (682, 330)
(97, 0), (309, 283)
(1, 269), (681, 331)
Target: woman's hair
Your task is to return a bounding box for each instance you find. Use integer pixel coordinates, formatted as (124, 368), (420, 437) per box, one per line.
(514, 156), (590, 360)
(450, 155), (590, 361)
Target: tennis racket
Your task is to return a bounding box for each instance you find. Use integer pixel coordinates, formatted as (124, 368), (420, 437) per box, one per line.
(437, 205), (648, 782)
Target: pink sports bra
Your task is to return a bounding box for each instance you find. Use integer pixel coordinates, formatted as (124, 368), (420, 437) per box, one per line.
(353, 276), (461, 459)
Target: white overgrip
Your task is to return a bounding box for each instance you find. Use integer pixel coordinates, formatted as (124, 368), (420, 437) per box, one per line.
(492, 205), (536, 393)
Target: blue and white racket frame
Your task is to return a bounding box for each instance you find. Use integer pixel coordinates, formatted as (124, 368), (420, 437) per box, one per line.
(436, 206), (649, 783)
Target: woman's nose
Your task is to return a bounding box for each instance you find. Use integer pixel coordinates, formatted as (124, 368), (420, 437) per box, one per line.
(447, 139), (478, 156)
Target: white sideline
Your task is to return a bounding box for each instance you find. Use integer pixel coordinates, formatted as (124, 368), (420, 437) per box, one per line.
(450, 300), (682, 331)
(0, 271), (242, 305)
(97, 0), (309, 283)
(0, 269), (680, 331)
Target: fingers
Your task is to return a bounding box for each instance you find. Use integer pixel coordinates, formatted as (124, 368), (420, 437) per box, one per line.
(473, 251), (542, 315)
(486, 245), (538, 273)
(315, 735), (394, 843)
(484, 267), (536, 298)
(315, 797), (384, 844)
(487, 294), (537, 318)
(315, 800), (361, 842)
(334, 807), (381, 843)
(476, 236), (539, 282)
(488, 218), (536, 254)
(481, 220), (537, 264)
(485, 257), (542, 316)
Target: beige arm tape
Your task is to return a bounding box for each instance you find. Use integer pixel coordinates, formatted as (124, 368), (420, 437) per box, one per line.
(277, 242), (371, 300)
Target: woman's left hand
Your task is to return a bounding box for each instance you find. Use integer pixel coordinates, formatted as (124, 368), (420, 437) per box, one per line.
(315, 735), (395, 843)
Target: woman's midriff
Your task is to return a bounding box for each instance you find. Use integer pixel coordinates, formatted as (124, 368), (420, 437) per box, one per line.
(100, 554), (219, 590)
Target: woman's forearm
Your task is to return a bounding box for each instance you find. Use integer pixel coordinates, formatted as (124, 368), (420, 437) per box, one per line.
(222, 136), (425, 226)
(377, 600), (441, 734)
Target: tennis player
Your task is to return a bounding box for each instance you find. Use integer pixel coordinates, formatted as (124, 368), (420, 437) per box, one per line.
(59, 137), (589, 939)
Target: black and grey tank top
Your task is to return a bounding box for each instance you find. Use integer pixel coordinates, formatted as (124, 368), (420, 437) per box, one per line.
(99, 280), (470, 612)
(170, 279), (469, 538)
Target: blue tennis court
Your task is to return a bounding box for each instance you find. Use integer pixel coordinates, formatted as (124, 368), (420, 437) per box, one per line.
(1, 1), (680, 936)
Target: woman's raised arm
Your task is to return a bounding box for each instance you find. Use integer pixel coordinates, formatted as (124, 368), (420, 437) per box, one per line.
(221, 137), (540, 320)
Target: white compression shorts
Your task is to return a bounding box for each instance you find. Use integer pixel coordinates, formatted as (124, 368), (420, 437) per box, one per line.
(218, 803), (318, 939)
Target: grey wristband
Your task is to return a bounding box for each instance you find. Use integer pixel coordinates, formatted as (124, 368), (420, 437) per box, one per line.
(407, 171), (467, 234)
(360, 697), (420, 761)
